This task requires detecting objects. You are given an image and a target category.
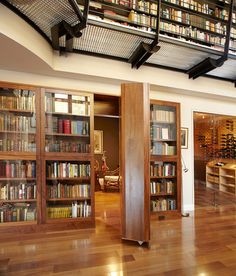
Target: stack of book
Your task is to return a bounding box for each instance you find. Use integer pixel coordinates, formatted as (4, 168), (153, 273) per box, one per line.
(0, 182), (36, 200)
(151, 198), (176, 212)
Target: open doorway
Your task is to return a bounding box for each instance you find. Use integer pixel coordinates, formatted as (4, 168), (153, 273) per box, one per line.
(94, 94), (121, 230)
(194, 112), (236, 208)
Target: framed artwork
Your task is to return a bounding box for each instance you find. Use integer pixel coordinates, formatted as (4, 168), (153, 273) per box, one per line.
(181, 128), (188, 149)
(94, 130), (103, 154)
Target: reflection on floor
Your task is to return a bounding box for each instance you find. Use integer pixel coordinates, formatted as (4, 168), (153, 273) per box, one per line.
(195, 181), (236, 208)
(2, 190), (236, 274)
(95, 191), (120, 231)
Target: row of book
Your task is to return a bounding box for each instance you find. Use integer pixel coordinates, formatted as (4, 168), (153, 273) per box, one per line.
(0, 139), (36, 152)
(150, 180), (175, 195)
(151, 142), (176, 155)
(45, 94), (90, 116)
(0, 114), (36, 132)
(47, 162), (90, 178)
(0, 161), (36, 178)
(129, 10), (157, 28)
(151, 126), (176, 140)
(46, 116), (89, 136)
(132, 0), (157, 14)
(47, 201), (91, 218)
(0, 90), (35, 111)
(128, 8), (228, 36)
(98, 0), (231, 23)
(0, 183), (36, 200)
(151, 198), (176, 212)
(150, 108), (175, 123)
(162, 8), (226, 35)
(101, 13), (236, 50)
(160, 21), (227, 46)
(0, 203), (36, 223)
(162, 0), (230, 21)
(47, 183), (90, 199)
(150, 162), (176, 177)
(89, 1), (236, 51)
(45, 140), (90, 153)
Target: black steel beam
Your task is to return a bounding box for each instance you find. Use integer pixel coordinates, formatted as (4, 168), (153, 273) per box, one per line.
(68, 48), (235, 84)
(69, 0), (84, 22)
(188, 0), (234, 80)
(51, 0), (90, 51)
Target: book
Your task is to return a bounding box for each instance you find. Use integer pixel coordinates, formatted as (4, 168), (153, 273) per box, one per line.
(161, 128), (169, 140)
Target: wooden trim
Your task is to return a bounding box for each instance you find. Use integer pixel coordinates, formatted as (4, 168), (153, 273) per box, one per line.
(0, 153), (36, 160)
(0, 81), (38, 91)
(47, 197), (90, 201)
(121, 82), (150, 243)
(46, 177), (90, 181)
(43, 153), (92, 160)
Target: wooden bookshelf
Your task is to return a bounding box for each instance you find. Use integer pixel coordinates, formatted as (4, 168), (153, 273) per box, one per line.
(0, 82), (40, 227)
(0, 82), (95, 231)
(206, 160), (236, 195)
(41, 88), (94, 226)
(87, 0), (236, 51)
(150, 99), (181, 215)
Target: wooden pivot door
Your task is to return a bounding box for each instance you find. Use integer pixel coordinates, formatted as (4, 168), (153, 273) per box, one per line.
(121, 83), (150, 244)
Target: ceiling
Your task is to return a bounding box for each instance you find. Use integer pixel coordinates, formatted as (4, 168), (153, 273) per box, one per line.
(1, 0), (236, 83)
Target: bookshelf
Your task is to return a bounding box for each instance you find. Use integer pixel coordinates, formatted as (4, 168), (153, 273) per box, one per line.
(86, 0), (236, 51)
(150, 100), (181, 214)
(41, 89), (94, 227)
(206, 160), (236, 195)
(0, 83), (94, 231)
(0, 83), (40, 225)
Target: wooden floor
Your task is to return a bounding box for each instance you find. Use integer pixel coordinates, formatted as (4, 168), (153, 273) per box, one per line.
(1, 189), (236, 275)
(195, 181), (236, 208)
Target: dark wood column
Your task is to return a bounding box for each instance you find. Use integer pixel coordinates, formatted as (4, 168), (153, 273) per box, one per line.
(121, 82), (150, 244)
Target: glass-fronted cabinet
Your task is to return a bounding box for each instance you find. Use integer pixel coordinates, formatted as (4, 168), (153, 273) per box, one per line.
(150, 100), (181, 214)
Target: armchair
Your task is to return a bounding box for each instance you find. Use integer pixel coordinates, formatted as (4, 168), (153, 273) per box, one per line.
(103, 167), (120, 192)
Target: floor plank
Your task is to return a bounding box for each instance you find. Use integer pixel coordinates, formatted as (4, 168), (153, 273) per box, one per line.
(1, 188), (236, 275)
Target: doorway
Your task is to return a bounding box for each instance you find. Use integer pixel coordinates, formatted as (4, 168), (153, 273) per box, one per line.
(94, 94), (121, 230)
(194, 112), (236, 208)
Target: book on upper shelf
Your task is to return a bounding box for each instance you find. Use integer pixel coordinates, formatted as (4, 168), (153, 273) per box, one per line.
(87, 0), (236, 52)
(44, 91), (91, 154)
(0, 87), (37, 153)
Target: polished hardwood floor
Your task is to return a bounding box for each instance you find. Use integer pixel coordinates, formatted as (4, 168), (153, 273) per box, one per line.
(195, 181), (236, 208)
(1, 188), (236, 275)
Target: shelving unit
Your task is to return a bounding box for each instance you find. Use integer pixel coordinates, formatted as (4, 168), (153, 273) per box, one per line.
(0, 83), (95, 232)
(86, 0), (236, 51)
(206, 160), (236, 195)
(41, 89), (94, 228)
(0, 83), (40, 226)
(150, 100), (181, 214)
(206, 164), (220, 190)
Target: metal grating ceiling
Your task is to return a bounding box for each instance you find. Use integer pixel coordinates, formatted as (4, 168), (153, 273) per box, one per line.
(7, 0), (79, 38)
(1, 0), (236, 82)
(147, 41), (221, 71)
(73, 26), (153, 58)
